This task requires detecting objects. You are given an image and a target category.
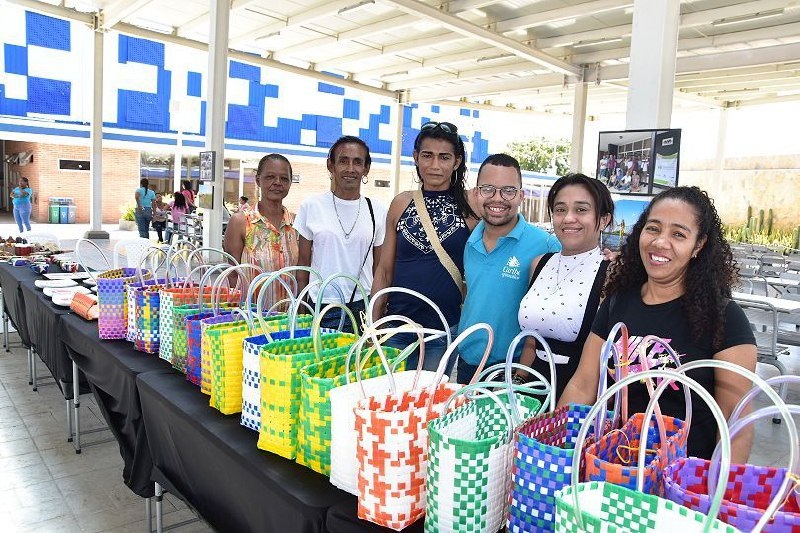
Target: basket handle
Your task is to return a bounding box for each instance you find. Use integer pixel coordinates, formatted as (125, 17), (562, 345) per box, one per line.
(195, 263), (231, 312)
(136, 246), (168, 286)
(570, 368), (732, 533)
(442, 384), (516, 443)
(311, 302), (359, 359)
(424, 322), (493, 415)
(164, 240), (197, 284)
(313, 273), (369, 331)
(213, 263), (263, 317)
(181, 263), (215, 290)
(470, 367), (552, 426)
(74, 238), (111, 281)
(353, 315), (447, 396)
(598, 322), (630, 431)
(644, 360), (797, 530)
(247, 266), (320, 335)
(728, 375), (800, 428)
(367, 287), (452, 345)
(504, 330), (558, 422)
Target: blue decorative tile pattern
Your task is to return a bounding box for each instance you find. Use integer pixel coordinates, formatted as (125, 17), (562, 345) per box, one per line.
(0, 7), (493, 162)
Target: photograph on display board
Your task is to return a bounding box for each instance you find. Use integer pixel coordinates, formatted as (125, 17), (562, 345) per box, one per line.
(595, 129), (681, 196)
(602, 195), (653, 251)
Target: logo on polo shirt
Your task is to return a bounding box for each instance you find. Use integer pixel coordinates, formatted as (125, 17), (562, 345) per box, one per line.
(502, 255), (521, 280)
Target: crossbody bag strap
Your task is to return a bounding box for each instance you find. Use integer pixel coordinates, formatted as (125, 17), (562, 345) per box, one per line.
(412, 189), (465, 298)
(349, 197), (375, 304)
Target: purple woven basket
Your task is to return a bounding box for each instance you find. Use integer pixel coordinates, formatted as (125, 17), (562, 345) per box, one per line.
(664, 457), (800, 532)
(133, 288), (161, 353)
(97, 268), (146, 340)
(185, 312), (214, 386)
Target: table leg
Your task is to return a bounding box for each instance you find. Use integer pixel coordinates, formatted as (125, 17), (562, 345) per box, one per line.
(31, 348), (37, 391)
(72, 360), (81, 454)
(2, 298), (8, 352)
(66, 399), (74, 443)
(155, 482), (163, 533)
(27, 346), (33, 385)
(145, 495), (153, 533)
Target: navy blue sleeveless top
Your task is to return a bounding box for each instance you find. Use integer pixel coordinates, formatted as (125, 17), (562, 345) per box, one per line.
(386, 189), (470, 328)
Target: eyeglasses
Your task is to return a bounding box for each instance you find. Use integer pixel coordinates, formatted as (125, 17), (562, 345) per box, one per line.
(420, 121), (458, 134)
(477, 184), (521, 201)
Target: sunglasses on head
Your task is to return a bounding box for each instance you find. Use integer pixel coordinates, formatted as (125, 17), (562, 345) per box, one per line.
(420, 121), (458, 134)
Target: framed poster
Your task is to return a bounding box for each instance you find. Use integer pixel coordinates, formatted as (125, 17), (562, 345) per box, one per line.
(199, 151), (215, 182)
(197, 183), (213, 209)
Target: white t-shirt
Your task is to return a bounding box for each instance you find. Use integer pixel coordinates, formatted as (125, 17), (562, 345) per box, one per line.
(294, 191), (387, 303)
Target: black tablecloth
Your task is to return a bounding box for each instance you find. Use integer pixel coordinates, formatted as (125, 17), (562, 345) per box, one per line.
(19, 280), (88, 398)
(137, 371), (351, 533)
(0, 261), (35, 346)
(326, 499), (424, 533)
(59, 313), (173, 497)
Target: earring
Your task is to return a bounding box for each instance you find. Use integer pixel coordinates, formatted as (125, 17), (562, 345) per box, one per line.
(413, 174), (421, 184)
(361, 175), (368, 184)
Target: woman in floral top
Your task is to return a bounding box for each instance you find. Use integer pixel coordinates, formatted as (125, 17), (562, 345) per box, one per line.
(224, 154), (299, 306)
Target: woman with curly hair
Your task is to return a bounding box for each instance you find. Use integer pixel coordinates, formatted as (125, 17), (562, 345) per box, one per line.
(559, 186), (756, 462)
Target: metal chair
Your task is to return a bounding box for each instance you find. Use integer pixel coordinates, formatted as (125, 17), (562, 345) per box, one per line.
(112, 237), (152, 268)
(735, 297), (791, 422)
(23, 232), (61, 249)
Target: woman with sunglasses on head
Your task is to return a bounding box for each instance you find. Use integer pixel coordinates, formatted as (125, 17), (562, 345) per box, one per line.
(513, 174), (614, 400)
(371, 121), (478, 373)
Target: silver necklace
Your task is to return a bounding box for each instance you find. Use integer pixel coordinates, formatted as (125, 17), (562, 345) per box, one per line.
(548, 249), (599, 295)
(332, 193), (361, 239)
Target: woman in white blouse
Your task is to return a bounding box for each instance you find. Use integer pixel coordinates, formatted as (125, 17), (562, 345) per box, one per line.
(514, 174), (614, 400)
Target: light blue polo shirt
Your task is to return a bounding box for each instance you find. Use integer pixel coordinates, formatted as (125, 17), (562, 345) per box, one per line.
(457, 214), (561, 366)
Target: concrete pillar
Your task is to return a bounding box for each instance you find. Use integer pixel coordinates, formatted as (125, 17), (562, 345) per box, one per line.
(202, 0), (229, 250)
(85, 28), (108, 239)
(391, 101), (405, 196)
(625, 0), (680, 129)
(570, 75), (588, 173)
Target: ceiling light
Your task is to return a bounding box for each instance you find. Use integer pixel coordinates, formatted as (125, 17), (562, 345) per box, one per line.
(547, 18), (576, 29)
(573, 38), (622, 49)
(338, 0), (374, 15)
(712, 9), (783, 28)
(469, 8), (487, 18)
(477, 53), (513, 63)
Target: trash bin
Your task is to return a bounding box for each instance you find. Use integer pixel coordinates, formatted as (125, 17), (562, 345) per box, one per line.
(59, 198), (71, 224)
(49, 198), (61, 224)
(67, 203), (76, 224)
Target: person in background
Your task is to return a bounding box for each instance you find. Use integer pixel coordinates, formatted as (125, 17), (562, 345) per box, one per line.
(224, 154), (298, 306)
(455, 154), (561, 384)
(559, 186), (756, 462)
(181, 180), (196, 212)
(134, 178), (155, 239)
(371, 121), (478, 373)
(165, 190), (188, 244)
(151, 192), (169, 244)
(11, 177), (32, 233)
(295, 136), (387, 334)
(514, 174), (614, 400)
(239, 196), (250, 211)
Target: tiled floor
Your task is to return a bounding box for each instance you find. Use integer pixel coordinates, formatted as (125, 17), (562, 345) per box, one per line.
(0, 332), (213, 532)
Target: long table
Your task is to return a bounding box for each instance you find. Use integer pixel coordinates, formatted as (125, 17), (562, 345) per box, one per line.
(59, 313), (174, 497)
(137, 371), (352, 532)
(0, 261), (35, 347)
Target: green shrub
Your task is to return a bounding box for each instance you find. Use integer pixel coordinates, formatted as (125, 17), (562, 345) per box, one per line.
(121, 205), (136, 221)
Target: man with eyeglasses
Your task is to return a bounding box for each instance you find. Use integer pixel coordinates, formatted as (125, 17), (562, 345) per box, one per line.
(455, 153), (561, 384)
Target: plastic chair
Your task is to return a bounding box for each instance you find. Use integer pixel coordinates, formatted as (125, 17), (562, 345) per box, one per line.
(112, 237), (152, 268)
(23, 232), (61, 249)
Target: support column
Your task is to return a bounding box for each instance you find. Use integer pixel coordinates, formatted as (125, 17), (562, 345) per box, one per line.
(202, 0), (229, 250)
(713, 107), (729, 192)
(625, 0), (680, 129)
(85, 28), (108, 239)
(391, 101), (405, 196)
(570, 73), (588, 173)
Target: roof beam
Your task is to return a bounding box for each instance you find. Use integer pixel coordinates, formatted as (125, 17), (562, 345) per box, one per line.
(377, 0), (580, 76)
(272, 14), (417, 58)
(406, 73), (567, 102)
(386, 59), (542, 90)
(112, 22), (399, 99)
(6, 0), (94, 24)
(726, 93), (800, 107)
(691, 78), (800, 94)
(676, 71), (800, 89)
(353, 46), (498, 80)
(230, 0), (359, 47)
(495, 0), (631, 33)
(444, 0), (502, 12)
(99, 0), (154, 30)
(314, 31), (469, 70)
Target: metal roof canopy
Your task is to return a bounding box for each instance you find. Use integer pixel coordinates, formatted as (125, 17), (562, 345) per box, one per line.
(8, 0), (800, 116)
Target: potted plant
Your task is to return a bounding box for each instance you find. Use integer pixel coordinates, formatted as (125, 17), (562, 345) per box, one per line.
(119, 205), (136, 231)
